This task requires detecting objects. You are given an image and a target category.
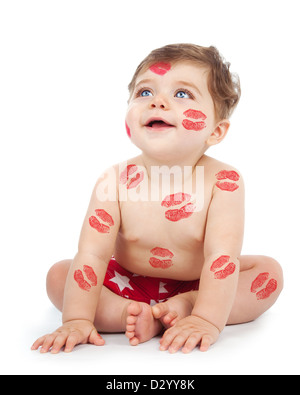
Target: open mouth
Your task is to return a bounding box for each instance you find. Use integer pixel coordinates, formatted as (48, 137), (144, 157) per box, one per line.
(146, 118), (174, 129)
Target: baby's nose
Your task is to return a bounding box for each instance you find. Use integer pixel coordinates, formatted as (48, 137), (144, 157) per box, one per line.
(150, 95), (169, 110)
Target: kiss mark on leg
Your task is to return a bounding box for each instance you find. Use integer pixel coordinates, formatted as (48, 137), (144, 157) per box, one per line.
(251, 272), (277, 300)
(89, 209), (114, 233)
(149, 62), (171, 75)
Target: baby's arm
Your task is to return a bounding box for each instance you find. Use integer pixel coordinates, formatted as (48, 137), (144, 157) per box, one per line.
(160, 169), (244, 353)
(32, 170), (120, 353)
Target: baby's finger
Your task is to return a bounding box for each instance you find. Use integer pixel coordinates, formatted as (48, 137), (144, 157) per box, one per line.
(199, 334), (213, 352)
(64, 333), (81, 353)
(39, 334), (56, 353)
(159, 327), (180, 351)
(31, 335), (47, 350)
(168, 333), (189, 353)
(182, 333), (201, 353)
(89, 329), (105, 346)
(51, 333), (69, 354)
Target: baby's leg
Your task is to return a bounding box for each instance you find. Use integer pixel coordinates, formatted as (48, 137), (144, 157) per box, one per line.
(152, 255), (283, 327)
(227, 255), (283, 324)
(46, 260), (162, 341)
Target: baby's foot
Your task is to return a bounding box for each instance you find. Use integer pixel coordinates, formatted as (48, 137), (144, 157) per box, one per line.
(152, 294), (194, 328)
(125, 302), (163, 346)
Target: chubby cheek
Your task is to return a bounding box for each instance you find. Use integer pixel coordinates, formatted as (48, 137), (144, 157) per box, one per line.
(182, 108), (207, 132)
(125, 121), (131, 138)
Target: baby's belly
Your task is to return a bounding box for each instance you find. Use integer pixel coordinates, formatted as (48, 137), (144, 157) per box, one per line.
(114, 235), (204, 281)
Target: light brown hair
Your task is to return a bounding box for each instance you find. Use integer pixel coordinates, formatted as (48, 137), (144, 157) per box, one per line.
(128, 43), (241, 120)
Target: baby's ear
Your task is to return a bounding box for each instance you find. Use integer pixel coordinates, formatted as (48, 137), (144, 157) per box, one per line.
(206, 119), (230, 146)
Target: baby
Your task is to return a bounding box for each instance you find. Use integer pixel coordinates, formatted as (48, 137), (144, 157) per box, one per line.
(32, 43), (283, 354)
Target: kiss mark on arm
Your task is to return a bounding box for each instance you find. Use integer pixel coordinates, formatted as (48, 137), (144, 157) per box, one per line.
(89, 209), (114, 233)
(210, 255), (236, 279)
(215, 170), (240, 192)
(74, 265), (98, 291)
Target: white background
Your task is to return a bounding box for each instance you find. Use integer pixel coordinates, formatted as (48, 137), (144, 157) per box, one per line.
(1, 0), (299, 375)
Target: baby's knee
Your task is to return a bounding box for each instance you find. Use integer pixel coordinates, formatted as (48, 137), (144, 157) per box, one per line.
(46, 259), (71, 303)
(257, 256), (284, 295)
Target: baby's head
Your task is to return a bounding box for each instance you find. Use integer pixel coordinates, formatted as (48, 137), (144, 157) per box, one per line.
(128, 43), (241, 122)
(126, 44), (241, 163)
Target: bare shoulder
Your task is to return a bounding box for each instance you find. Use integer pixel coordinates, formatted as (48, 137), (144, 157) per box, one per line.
(199, 155), (244, 191)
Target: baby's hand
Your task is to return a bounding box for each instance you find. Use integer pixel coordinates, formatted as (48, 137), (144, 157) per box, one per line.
(31, 319), (105, 353)
(159, 315), (220, 353)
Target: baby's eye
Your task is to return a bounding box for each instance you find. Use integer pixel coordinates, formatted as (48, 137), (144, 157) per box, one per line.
(175, 89), (194, 99)
(140, 89), (153, 97)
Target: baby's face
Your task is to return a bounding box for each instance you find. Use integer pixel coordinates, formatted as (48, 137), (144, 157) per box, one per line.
(126, 61), (218, 164)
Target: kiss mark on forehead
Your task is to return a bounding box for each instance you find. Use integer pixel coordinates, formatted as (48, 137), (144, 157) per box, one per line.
(149, 62), (171, 75)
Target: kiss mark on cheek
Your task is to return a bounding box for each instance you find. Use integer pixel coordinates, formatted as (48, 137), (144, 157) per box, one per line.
(89, 209), (114, 233)
(120, 164), (144, 189)
(183, 109), (207, 120)
(125, 121), (131, 138)
(149, 62), (171, 75)
(210, 255), (236, 279)
(182, 119), (206, 132)
(251, 272), (278, 300)
(161, 193), (195, 222)
(74, 265), (98, 291)
(149, 247), (174, 269)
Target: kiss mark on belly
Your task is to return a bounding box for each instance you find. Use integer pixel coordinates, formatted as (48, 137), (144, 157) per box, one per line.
(149, 247), (174, 269)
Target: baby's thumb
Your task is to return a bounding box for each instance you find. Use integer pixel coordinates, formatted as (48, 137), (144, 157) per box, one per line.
(89, 328), (105, 346)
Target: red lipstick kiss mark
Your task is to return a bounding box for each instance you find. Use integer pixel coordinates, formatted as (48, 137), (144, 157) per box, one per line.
(216, 181), (239, 192)
(120, 164), (144, 189)
(89, 209), (114, 234)
(215, 170), (240, 181)
(251, 272), (278, 300)
(210, 255), (236, 279)
(183, 109), (207, 120)
(125, 121), (131, 138)
(182, 108), (207, 132)
(149, 62), (171, 75)
(74, 265), (98, 292)
(149, 247), (174, 269)
(182, 119), (206, 132)
(161, 193), (195, 222)
(215, 170), (240, 192)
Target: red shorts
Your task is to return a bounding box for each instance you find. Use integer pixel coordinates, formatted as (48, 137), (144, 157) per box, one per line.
(103, 258), (199, 305)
